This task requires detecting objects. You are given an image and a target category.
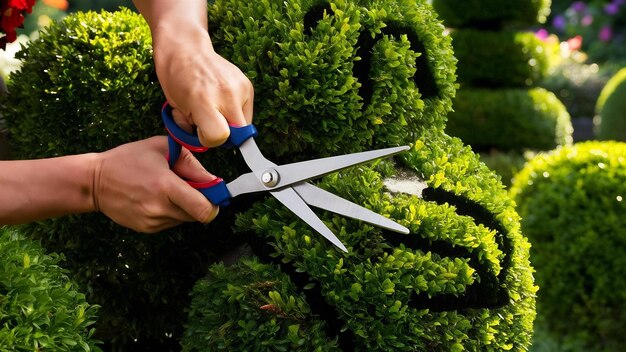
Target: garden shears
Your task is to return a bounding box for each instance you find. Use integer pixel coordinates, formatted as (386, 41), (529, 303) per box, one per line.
(162, 103), (410, 253)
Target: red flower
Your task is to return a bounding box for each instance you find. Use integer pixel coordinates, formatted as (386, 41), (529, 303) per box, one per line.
(0, 0), (36, 50)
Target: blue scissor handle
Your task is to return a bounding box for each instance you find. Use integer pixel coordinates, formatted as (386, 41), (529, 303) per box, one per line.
(161, 102), (258, 206)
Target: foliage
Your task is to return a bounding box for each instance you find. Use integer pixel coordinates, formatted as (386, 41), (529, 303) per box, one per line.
(431, 0), (552, 29)
(545, 0), (626, 63)
(445, 87), (573, 151)
(0, 9), (243, 350)
(479, 150), (533, 187)
(0, 227), (100, 351)
(183, 258), (340, 351)
(451, 29), (551, 88)
(510, 141), (626, 351)
(184, 128), (538, 351)
(595, 67), (626, 140)
(540, 58), (608, 120)
(206, 0), (457, 161)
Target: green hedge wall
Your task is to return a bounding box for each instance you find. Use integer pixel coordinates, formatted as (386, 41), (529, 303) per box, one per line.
(510, 141), (626, 351)
(183, 130), (538, 351)
(445, 87), (573, 151)
(595, 67), (626, 141)
(432, 0), (551, 29)
(0, 227), (100, 351)
(451, 29), (550, 88)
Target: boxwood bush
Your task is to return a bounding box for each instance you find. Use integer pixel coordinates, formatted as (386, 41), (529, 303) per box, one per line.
(1, 9), (242, 350)
(1, 0), (458, 348)
(0, 227), (100, 351)
(451, 29), (550, 88)
(595, 67), (626, 141)
(431, 0), (551, 29)
(510, 141), (626, 351)
(445, 87), (573, 151)
(183, 130), (538, 351)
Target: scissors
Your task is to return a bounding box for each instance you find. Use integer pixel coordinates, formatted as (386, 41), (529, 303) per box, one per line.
(162, 103), (410, 253)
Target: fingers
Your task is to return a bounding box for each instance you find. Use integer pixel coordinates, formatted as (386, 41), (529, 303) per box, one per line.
(168, 148), (219, 224)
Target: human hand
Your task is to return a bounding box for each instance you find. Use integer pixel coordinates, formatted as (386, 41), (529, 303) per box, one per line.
(92, 136), (219, 233)
(153, 29), (254, 148)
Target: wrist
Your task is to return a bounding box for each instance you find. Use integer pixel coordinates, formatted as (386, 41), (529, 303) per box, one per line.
(85, 152), (103, 214)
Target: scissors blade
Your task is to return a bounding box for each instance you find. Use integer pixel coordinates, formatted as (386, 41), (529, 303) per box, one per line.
(293, 183), (410, 234)
(270, 187), (348, 253)
(272, 146), (410, 189)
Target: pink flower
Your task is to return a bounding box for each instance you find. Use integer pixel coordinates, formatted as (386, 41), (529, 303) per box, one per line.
(535, 28), (550, 40)
(567, 35), (583, 51)
(599, 26), (613, 41)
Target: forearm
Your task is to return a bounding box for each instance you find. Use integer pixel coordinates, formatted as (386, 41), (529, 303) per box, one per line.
(0, 154), (97, 225)
(133, 0), (210, 46)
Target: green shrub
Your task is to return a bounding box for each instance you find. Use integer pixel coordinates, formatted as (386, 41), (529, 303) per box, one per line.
(451, 29), (550, 88)
(432, 0), (551, 29)
(479, 150), (532, 187)
(510, 141), (626, 351)
(0, 227), (100, 351)
(595, 67), (626, 141)
(1, 0), (458, 348)
(445, 87), (573, 151)
(1, 10), (239, 350)
(207, 0), (457, 159)
(183, 130), (538, 351)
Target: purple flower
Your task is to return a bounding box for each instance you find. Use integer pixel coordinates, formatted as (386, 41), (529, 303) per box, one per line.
(581, 14), (594, 26)
(553, 15), (567, 31)
(605, 3), (620, 15)
(571, 1), (587, 13)
(599, 26), (613, 41)
(614, 0), (625, 6)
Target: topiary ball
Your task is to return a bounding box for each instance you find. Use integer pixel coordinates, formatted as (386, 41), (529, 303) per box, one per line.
(445, 87), (573, 152)
(510, 141), (626, 350)
(0, 227), (100, 351)
(595, 68), (626, 141)
(183, 131), (538, 351)
(450, 29), (550, 88)
(432, 0), (551, 29)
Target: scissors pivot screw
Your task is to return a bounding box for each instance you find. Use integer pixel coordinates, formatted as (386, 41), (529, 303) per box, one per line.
(261, 169), (280, 187)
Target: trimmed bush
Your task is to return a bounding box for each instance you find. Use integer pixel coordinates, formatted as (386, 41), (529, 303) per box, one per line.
(0, 227), (100, 351)
(445, 87), (573, 151)
(206, 0), (457, 159)
(510, 141), (626, 351)
(1, 0), (458, 348)
(451, 29), (550, 88)
(432, 0), (551, 29)
(1, 10), (241, 350)
(183, 130), (538, 351)
(595, 67), (626, 141)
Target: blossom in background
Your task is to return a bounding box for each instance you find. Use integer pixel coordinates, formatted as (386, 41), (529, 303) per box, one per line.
(0, 0), (36, 49)
(42, 0), (66, 10)
(599, 25), (613, 41)
(567, 35), (583, 51)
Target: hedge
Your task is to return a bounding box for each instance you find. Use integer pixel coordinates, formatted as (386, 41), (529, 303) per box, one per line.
(595, 67), (626, 141)
(183, 130), (538, 351)
(0, 227), (100, 351)
(451, 29), (550, 88)
(432, 0), (551, 29)
(510, 141), (626, 351)
(445, 87), (573, 151)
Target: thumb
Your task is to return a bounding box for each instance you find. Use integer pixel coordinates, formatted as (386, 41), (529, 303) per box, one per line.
(172, 147), (216, 184)
(190, 101), (231, 148)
